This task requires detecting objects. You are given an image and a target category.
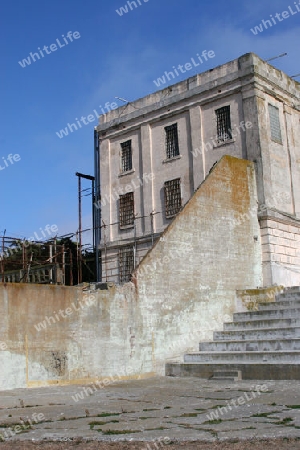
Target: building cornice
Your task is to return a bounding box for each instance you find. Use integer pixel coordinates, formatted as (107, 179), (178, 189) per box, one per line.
(97, 53), (299, 140)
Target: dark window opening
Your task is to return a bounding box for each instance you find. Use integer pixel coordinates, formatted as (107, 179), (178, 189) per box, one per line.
(119, 192), (134, 227)
(164, 178), (181, 218)
(121, 140), (132, 172)
(119, 246), (134, 283)
(165, 123), (179, 159)
(216, 106), (232, 143)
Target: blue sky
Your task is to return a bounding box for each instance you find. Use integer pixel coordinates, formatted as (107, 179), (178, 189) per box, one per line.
(1, 0), (299, 244)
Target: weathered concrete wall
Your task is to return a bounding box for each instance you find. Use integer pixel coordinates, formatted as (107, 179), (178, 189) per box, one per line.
(0, 282), (151, 391)
(0, 156), (262, 390)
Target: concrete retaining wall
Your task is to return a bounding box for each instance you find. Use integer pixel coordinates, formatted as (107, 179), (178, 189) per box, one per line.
(0, 156), (263, 390)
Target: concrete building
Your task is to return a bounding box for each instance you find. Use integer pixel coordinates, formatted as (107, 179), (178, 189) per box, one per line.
(95, 52), (300, 287)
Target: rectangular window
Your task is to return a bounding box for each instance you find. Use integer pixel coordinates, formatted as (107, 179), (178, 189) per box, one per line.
(121, 140), (132, 172)
(119, 192), (134, 228)
(165, 123), (179, 159)
(268, 104), (282, 143)
(119, 246), (134, 283)
(216, 106), (232, 143)
(164, 178), (181, 218)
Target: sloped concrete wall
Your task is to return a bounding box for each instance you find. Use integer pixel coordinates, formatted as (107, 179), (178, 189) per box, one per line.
(134, 155), (262, 371)
(0, 156), (262, 390)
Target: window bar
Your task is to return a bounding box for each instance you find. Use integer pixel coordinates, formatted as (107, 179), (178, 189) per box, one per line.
(121, 140), (132, 172)
(165, 124), (179, 159)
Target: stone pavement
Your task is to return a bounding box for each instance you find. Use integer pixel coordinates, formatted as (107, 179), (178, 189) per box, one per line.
(0, 377), (300, 445)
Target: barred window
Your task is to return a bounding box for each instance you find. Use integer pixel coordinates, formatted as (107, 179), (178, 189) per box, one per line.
(216, 106), (232, 143)
(164, 178), (181, 218)
(119, 246), (134, 283)
(165, 123), (179, 159)
(121, 140), (132, 172)
(268, 104), (282, 144)
(119, 192), (134, 228)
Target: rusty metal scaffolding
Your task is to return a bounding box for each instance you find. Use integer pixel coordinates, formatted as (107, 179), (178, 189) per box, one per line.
(0, 236), (65, 284)
(0, 209), (173, 285)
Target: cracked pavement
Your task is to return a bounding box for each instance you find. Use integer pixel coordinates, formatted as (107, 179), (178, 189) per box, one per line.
(0, 377), (300, 447)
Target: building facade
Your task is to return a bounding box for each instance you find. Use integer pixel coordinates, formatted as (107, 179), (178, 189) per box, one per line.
(95, 52), (300, 287)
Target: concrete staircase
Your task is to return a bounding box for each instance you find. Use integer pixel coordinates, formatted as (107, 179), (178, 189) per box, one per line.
(166, 287), (300, 380)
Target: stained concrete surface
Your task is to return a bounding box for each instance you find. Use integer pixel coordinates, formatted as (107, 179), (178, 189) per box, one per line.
(0, 157), (263, 392)
(0, 377), (299, 448)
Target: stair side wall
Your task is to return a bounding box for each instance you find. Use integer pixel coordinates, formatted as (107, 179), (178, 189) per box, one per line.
(134, 155), (263, 372)
(236, 286), (285, 311)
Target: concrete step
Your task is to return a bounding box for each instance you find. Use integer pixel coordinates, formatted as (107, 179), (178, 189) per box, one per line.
(210, 370), (242, 381)
(199, 338), (300, 352)
(184, 351), (300, 363)
(224, 317), (300, 331)
(233, 308), (300, 322)
(214, 327), (300, 341)
(165, 362), (300, 380)
(276, 291), (300, 301)
(165, 286), (300, 380)
(258, 299), (300, 310)
(283, 286), (300, 292)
